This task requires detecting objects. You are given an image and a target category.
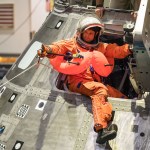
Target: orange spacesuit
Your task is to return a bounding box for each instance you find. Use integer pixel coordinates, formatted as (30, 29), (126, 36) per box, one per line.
(38, 15), (131, 144)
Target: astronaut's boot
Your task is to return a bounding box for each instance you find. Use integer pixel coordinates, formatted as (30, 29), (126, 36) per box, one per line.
(96, 124), (117, 144)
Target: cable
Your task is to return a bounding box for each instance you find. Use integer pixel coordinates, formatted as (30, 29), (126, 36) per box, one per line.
(0, 60), (53, 88)
(0, 0), (43, 46)
(0, 63), (37, 88)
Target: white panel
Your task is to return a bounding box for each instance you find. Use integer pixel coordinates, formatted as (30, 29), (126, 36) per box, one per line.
(18, 41), (42, 69)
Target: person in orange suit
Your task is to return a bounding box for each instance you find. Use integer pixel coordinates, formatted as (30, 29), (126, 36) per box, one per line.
(38, 15), (132, 144)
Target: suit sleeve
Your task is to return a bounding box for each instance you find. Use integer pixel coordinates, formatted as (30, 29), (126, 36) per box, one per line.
(48, 40), (73, 55)
(104, 43), (132, 59)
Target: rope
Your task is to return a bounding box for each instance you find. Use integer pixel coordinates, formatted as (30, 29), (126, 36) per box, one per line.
(0, 63), (38, 88)
(0, 59), (52, 88)
(38, 62), (52, 68)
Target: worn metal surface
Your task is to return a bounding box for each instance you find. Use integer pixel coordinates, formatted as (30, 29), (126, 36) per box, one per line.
(0, 1), (150, 150)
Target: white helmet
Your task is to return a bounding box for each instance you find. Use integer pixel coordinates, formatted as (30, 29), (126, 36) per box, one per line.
(76, 15), (103, 50)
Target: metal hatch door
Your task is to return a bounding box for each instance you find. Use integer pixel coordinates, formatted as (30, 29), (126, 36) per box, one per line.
(130, 0), (150, 92)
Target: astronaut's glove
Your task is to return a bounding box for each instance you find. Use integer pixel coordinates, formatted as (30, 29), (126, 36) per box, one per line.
(128, 45), (134, 57)
(73, 53), (84, 59)
(38, 44), (55, 58)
